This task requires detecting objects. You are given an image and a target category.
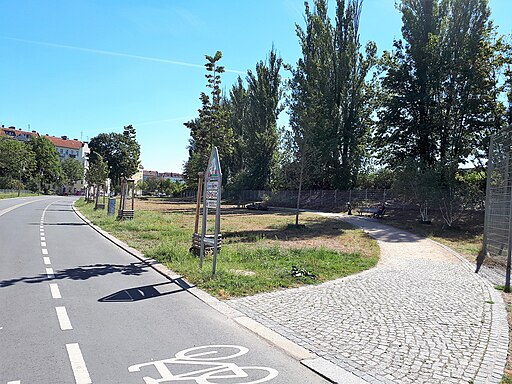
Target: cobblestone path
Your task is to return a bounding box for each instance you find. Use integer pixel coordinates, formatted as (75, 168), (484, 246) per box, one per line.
(227, 215), (508, 384)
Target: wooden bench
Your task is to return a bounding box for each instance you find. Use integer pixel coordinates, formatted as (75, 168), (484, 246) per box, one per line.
(357, 207), (386, 218)
(190, 232), (222, 256)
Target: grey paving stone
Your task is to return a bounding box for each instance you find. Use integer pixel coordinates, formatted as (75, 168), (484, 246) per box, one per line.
(227, 214), (509, 384)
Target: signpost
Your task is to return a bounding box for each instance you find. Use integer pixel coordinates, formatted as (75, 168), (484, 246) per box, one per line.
(200, 147), (222, 275)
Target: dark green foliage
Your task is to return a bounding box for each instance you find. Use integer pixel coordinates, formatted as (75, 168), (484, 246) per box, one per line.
(0, 138), (36, 189)
(27, 136), (63, 192)
(287, 0), (377, 190)
(89, 125), (140, 187)
(226, 48), (283, 191)
(376, 0), (508, 169)
(61, 158), (84, 185)
(184, 51), (233, 188)
(86, 152), (109, 187)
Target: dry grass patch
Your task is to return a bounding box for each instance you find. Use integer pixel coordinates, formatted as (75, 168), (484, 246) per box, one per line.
(76, 197), (379, 298)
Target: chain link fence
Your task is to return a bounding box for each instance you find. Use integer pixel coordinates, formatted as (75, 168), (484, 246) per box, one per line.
(483, 125), (512, 289)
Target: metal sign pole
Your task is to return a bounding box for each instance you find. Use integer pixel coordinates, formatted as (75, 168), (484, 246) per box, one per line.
(199, 173), (209, 269)
(212, 171), (222, 276)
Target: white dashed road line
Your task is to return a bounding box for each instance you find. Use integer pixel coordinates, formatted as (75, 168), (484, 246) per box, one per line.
(56, 307), (73, 330)
(43, 257), (51, 265)
(49, 284), (62, 299)
(46, 268), (55, 279)
(40, 236), (45, 241)
(41, 241), (46, 247)
(42, 249), (48, 255)
(7, 380), (21, 384)
(66, 343), (92, 384)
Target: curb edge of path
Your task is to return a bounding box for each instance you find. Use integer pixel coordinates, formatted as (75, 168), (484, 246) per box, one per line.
(71, 202), (360, 384)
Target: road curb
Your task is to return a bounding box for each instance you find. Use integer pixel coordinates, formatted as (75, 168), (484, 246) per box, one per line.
(71, 202), (347, 382)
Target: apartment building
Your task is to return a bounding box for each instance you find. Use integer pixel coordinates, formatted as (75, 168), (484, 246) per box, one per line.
(0, 125), (90, 194)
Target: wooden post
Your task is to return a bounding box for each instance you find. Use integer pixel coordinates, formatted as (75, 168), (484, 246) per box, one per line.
(194, 172), (204, 234)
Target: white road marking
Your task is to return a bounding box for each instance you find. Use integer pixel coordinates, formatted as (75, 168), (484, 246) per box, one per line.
(41, 241), (47, 247)
(0, 199), (42, 217)
(49, 283), (62, 299)
(41, 236), (46, 241)
(56, 307), (73, 330)
(43, 257), (51, 265)
(39, 225), (44, 228)
(42, 249), (48, 255)
(40, 229), (44, 233)
(7, 381), (21, 384)
(66, 343), (92, 384)
(46, 268), (55, 278)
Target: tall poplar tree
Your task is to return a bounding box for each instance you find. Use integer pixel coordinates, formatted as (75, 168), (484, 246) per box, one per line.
(288, 0), (376, 189)
(227, 48), (283, 190)
(376, 0), (508, 169)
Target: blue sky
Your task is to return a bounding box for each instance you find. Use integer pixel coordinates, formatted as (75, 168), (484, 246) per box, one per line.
(1, 0), (510, 173)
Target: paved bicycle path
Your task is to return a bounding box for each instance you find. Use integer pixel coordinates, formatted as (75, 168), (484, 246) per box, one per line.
(227, 214), (509, 384)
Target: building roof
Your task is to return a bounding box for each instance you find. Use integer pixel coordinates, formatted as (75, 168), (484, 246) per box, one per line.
(0, 126), (40, 139)
(45, 135), (83, 150)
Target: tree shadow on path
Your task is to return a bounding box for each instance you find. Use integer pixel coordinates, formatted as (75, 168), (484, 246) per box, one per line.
(0, 261), (152, 288)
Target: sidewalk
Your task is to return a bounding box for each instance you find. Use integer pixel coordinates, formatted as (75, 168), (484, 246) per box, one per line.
(227, 214), (509, 384)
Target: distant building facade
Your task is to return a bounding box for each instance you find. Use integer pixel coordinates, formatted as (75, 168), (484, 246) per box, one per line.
(142, 170), (184, 183)
(44, 135), (90, 194)
(1, 125), (89, 194)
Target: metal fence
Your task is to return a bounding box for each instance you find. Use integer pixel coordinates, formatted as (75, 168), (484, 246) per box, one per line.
(0, 189), (32, 195)
(230, 189), (393, 210)
(483, 125), (512, 288)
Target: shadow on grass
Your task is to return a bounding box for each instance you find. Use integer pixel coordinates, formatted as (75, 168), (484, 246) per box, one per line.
(223, 218), (353, 243)
(383, 208), (484, 243)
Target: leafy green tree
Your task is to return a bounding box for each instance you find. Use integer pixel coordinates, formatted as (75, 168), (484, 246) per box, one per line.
(224, 48), (283, 191)
(376, 0), (508, 169)
(184, 51), (234, 187)
(61, 158), (85, 186)
(89, 125), (140, 187)
(85, 152), (109, 207)
(0, 138), (36, 189)
(28, 136), (62, 193)
(288, 0), (377, 189)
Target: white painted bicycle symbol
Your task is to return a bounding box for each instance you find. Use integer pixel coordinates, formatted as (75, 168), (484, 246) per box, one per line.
(128, 344), (279, 384)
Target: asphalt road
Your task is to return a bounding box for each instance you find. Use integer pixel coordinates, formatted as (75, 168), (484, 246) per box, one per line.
(0, 196), (328, 384)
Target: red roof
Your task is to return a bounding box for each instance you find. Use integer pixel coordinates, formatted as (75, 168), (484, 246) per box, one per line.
(0, 127), (40, 139)
(45, 135), (83, 150)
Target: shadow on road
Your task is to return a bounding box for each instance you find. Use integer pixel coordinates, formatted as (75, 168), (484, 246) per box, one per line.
(98, 281), (188, 302)
(0, 261), (152, 287)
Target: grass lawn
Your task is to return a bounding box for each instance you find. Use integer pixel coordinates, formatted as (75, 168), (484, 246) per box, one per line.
(0, 192), (37, 199)
(75, 198), (379, 298)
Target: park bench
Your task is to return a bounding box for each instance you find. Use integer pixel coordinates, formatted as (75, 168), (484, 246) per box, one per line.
(357, 206), (386, 218)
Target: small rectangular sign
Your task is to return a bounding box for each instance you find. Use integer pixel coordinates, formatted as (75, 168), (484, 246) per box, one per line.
(206, 190), (218, 200)
(206, 181), (219, 191)
(206, 199), (218, 209)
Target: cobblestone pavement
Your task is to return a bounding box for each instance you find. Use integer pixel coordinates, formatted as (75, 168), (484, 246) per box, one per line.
(227, 215), (509, 384)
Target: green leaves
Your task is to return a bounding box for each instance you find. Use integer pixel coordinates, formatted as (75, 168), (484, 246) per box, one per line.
(89, 127), (140, 187)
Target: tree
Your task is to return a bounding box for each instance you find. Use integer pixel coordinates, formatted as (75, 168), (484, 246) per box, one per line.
(376, 0), (507, 169)
(224, 48), (283, 191)
(288, 0), (377, 189)
(28, 136), (62, 193)
(89, 125), (140, 188)
(184, 51), (234, 187)
(0, 138), (36, 190)
(61, 158), (85, 186)
(85, 152), (109, 207)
